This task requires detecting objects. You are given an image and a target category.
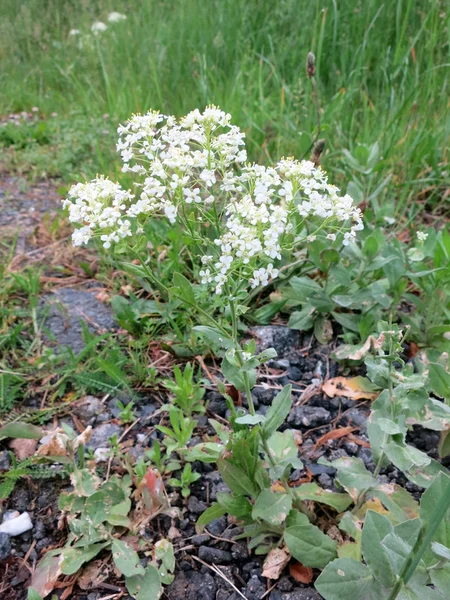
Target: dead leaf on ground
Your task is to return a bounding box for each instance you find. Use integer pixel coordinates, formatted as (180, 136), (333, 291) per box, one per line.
(9, 438), (38, 460)
(312, 427), (356, 453)
(78, 560), (109, 590)
(347, 434), (371, 448)
(37, 435), (69, 457)
(289, 562), (314, 584)
(334, 333), (385, 360)
(30, 551), (63, 598)
(262, 546), (291, 580)
(322, 376), (379, 401)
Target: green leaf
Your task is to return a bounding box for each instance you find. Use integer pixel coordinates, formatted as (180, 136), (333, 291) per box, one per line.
(315, 558), (382, 600)
(61, 542), (109, 575)
(193, 325), (234, 349)
(172, 272), (195, 305)
(431, 541), (450, 561)
(252, 490), (292, 525)
(288, 305), (315, 330)
(126, 564), (162, 600)
(0, 422), (43, 439)
(262, 385), (292, 439)
(370, 483), (419, 523)
(235, 414), (265, 425)
(216, 492), (252, 518)
(265, 430), (303, 480)
(111, 539), (145, 578)
(196, 503), (227, 532)
(429, 363), (450, 399)
(294, 483), (353, 512)
(27, 588), (43, 600)
(217, 458), (259, 498)
(430, 563), (450, 595)
(420, 471), (450, 566)
(361, 510), (396, 587)
(328, 457), (377, 501)
(284, 511), (337, 568)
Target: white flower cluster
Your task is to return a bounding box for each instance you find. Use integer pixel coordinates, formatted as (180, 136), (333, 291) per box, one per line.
(69, 11), (126, 47)
(65, 106), (363, 295)
(63, 178), (134, 248)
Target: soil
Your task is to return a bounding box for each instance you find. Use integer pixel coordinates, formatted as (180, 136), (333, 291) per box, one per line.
(0, 176), (443, 599)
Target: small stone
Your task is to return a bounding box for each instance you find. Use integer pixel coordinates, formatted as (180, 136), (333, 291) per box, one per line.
(305, 462), (336, 476)
(0, 512), (33, 536)
(288, 406), (331, 427)
(198, 546), (232, 564)
(278, 576), (293, 592)
(346, 408), (368, 428)
(94, 447), (110, 463)
(73, 396), (105, 420)
(252, 326), (301, 357)
(318, 473), (333, 489)
(343, 441), (359, 455)
(0, 532), (11, 560)
(282, 589), (322, 600)
(244, 575), (266, 600)
(192, 534), (210, 546)
(231, 542), (248, 561)
(86, 423), (123, 449)
(207, 516), (227, 536)
(0, 451), (11, 471)
(32, 521), (46, 541)
(187, 496), (207, 515)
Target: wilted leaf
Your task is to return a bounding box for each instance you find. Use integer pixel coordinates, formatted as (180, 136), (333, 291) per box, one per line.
(37, 435), (69, 457)
(30, 550), (63, 598)
(333, 333), (385, 361)
(262, 547), (291, 580)
(289, 561), (314, 584)
(312, 427), (356, 453)
(322, 377), (379, 401)
(9, 438), (37, 460)
(77, 560), (109, 590)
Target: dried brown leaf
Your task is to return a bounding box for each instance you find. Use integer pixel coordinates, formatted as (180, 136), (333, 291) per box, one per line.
(262, 546), (291, 580)
(9, 438), (38, 460)
(322, 376), (379, 401)
(289, 561), (314, 584)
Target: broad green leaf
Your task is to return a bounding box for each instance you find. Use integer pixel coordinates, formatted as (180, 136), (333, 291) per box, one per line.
(288, 305), (315, 330)
(217, 458), (258, 497)
(172, 272), (195, 305)
(0, 422), (43, 439)
(70, 468), (101, 497)
(406, 458), (449, 488)
(430, 563), (450, 595)
(361, 511), (395, 587)
(126, 564), (162, 600)
(294, 483), (352, 513)
(196, 502), (227, 532)
(429, 363), (450, 399)
(381, 531), (412, 575)
(262, 385), (292, 439)
(252, 490), (292, 526)
(27, 589), (43, 600)
(235, 414), (265, 425)
(371, 483), (419, 523)
(221, 355), (256, 392)
(315, 558), (380, 600)
(155, 539), (175, 584)
(193, 326), (234, 349)
(58, 492), (85, 513)
(328, 457), (377, 501)
(265, 430), (303, 480)
(420, 471), (450, 566)
(216, 492), (252, 518)
(111, 539), (145, 578)
(61, 542), (109, 575)
(431, 541), (450, 561)
(284, 511), (337, 568)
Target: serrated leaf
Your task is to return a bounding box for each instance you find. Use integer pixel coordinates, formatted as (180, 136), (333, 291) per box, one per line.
(126, 564), (162, 600)
(361, 511), (395, 587)
(111, 539), (145, 578)
(315, 558), (380, 600)
(284, 511), (337, 568)
(252, 490), (292, 525)
(262, 385), (292, 439)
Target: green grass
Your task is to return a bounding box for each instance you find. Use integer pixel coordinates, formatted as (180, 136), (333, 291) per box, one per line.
(0, 0), (449, 217)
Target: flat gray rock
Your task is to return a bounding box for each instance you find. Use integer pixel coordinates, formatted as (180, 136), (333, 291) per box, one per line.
(42, 288), (116, 353)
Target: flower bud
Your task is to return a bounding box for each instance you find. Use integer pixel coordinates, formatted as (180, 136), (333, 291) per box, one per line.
(306, 52), (316, 77)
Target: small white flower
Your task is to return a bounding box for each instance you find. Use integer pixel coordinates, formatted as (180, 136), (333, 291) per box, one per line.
(107, 12), (127, 22)
(417, 231), (428, 242)
(91, 21), (107, 34)
(69, 29), (81, 36)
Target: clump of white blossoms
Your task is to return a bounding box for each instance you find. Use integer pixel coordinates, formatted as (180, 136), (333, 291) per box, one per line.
(64, 106), (363, 295)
